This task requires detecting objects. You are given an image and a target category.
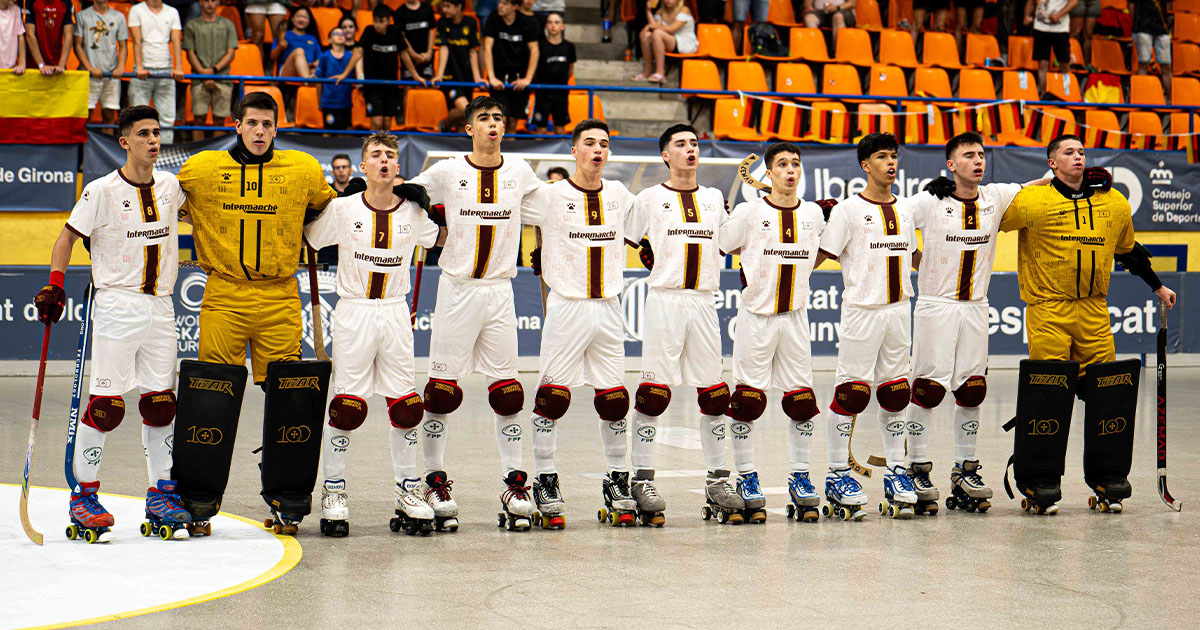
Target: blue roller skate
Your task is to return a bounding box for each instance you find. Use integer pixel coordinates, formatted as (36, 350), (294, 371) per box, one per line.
(786, 471), (820, 522)
(67, 481), (115, 544)
(879, 465), (918, 519)
(142, 480), (193, 540)
(736, 471), (767, 524)
(822, 468), (868, 521)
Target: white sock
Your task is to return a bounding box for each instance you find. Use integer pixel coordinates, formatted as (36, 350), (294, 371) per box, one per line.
(531, 413), (557, 475)
(599, 417), (628, 473)
(730, 419), (755, 474)
(954, 405), (980, 464)
(700, 413), (726, 471)
(788, 418), (814, 473)
(323, 426), (351, 481)
(494, 413), (523, 474)
(878, 409), (907, 469)
(422, 412), (448, 472)
(906, 403), (933, 464)
(73, 423), (107, 484)
(390, 425), (419, 482)
(630, 411), (657, 470)
(142, 423), (174, 485)
(826, 409), (853, 470)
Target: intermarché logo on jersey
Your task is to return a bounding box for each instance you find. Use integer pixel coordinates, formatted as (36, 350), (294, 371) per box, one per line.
(1096, 374), (1133, 388)
(1029, 374), (1070, 389)
(189, 377), (235, 396)
(278, 376), (321, 390)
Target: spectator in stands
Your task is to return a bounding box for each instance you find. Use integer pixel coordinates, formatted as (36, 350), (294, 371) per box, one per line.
(433, 0), (483, 131)
(955, 0), (985, 50)
(183, 0), (236, 141)
(272, 6), (321, 78)
(316, 26), (355, 129)
(533, 0), (565, 28)
(732, 0), (769, 55)
(476, 0), (498, 27)
(129, 0), (183, 144)
(696, 0), (724, 24)
(1025, 0), (1076, 98)
(911, 0), (950, 42)
(23, 0), (74, 75)
(330, 153), (365, 195)
(546, 166), (568, 180)
(633, 0), (696, 84)
(1068, 0), (1098, 66)
(74, 0), (127, 130)
(803, 0), (856, 44)
(532, 11), (574, 134)
(396, 0), (436, 83)
(0, 0), (25, 74)
(339, 4), (419, 130)
(1133, 0), (1172, 102)
(483, 0), (539, 131)
(245, 0), (288, 54)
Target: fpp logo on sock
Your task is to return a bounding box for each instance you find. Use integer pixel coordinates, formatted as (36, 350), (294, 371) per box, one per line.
(501, 423), (523, 441)
(330, 435), (350, 451)
(423, 419), (445, 436)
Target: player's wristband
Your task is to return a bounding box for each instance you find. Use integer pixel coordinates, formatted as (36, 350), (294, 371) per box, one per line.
(49, 270), (65, 289)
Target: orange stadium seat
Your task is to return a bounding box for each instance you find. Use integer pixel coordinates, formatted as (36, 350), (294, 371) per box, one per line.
(1173, 76), (1200, 105)
(904, 103), (950, 144)
(965, 33), (1008, 69)
(355, 11), (375, 40)
(1101, 0), (1127, 9)
(776, 63), (818, 97)
(565, 93), (608, 133)
(791, 28), (832, 63)
(763, 104), (805, 141)
(959, 68), (996, 100)
(1169, 112), (1200, 137)
(856, 0), (884, 30)
(244, 86), (287, 121)
(834, 28), (876, 67)
(384, 0), (403, 9)
(805, 101), (851, 143)
(879, 30), (920, 68)
(295, 86), (324, 128)
(922, 31), (964, 69)
(311, 8), (343, 47)
(914, 67), (953, 98)
(727, 61), (769, 94)
(218, 5), (244, 40)
(1045, 72), (1082, 102)
(766, 0), (803, 27)
(1130, 74), (1167, 106)
(868, 65), (908, 98)
(1069, 38), (1084, 67)
(713, 98), (769, 141)
(1084, 110), (1122, 149)
(230, 45), (266, 78)
(1178, 13), (1200, 44)
(1174, 42), (1200, 75)
(1128, 112), (1166, 149)
(108, 2), (131, 18)
(351, 89), (371, 129)
(1092, 39), (1131, 74)
(1006, 36), (1037, 71)
(822, 63), (863, 96)
(1001, 70), (1040, 101)
(404, 88), (449, 132)
(856, 103), (898, 138)
(681, 59), (723, 98)
(701, 24), (741, 60)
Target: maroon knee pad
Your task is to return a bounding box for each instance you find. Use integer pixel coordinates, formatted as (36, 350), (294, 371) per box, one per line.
(328, 395), (368, 431)
(953, 376), (987, 408)
(910, 378), (947, 409)
(83, 395), (126, 432)
(782, 388), (819, 422)
(534, 384), (572, 420)
(387, 393), (424, 429)
(138, 390), (176, 427)
(593, 387), (630, 421)
(488, 379), (524, 416)
(727, 385), (767, 422)
(697, 382), (731, 416)
(875, 378), (911, 412)
(830, 381), (871, 415)
(423, 378), (463, 415)
(634, 382), (671, 416)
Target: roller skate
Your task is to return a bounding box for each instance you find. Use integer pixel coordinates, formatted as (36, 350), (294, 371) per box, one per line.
(319, 479), (349, 537)
(66, 481), (114, 544)
(390, 479), (435, 536)
(1086, 476), (1132, 514)
(263, 510), (303, 535)
(183, 497), (217, 537)
(822, 468), (868, 521)
(785, 471), (820, 522)
(907, 461), (940, 515)
(736, 471), (767, 524)
(879, 465), (917, 519)
(497, 470), (533, 531)
(946, 459), (992, 513)
(631, 469), (665, 527)
(701, 469), (745, 524)
(141, 480), (192, 540)
(532, 472), (566, 530)
(598, 470), (637, 527)
(422, 471), (459, 532)
(1018, 479), (1061, 515)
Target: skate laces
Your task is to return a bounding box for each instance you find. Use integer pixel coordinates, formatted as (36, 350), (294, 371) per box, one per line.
(837, 474), (862, 494)
(635, 479), (658, 499)
(505, 482), (531, 502)
(428, 479), (453, 502)
(739, 473), (761, 495)
(892, 473), (916, 493)
(792, 473), (815, 494)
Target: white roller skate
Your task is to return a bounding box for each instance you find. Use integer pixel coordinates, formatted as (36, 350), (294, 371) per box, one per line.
(946, 459), (993, 513)
(421, 471), (459, 532)
(599, 470), (638, 527)
(319, 479), (349, 537)
(736, 471), (767, 524)
(785, 471), (820, 522)
(702, 469), (745, 524)
(631, 469), (665, 527)
(497, 470), (533, 531)
(879, 465), (918, 519)
(532, 473), (566, 530)
(907, 461), (940, 516)
(822, 468), (868, 521)
(390, 479), (434, 536)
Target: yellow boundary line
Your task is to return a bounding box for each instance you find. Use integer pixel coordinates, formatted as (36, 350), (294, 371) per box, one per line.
(7, 483), (302, 630)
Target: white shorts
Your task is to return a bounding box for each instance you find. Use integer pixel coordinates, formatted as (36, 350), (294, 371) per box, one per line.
(88, 77), (120, 110)
(89, 288), (177, 396)
(733, 307), (813, 392)
(428, 276), (517, 381)
(640, 287), (722, 388)
(538, 293), (624, 390)
(834, 300), (911, 386)
(911, 297), (988, 391)
(245, 3), (289, 16)
(332, 298), (418, 399)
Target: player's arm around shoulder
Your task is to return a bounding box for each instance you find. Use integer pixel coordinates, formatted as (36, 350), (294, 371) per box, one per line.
(720, 200), (752, 255)
(521, 179), (551, 226)
(303, 196), (342, 251)
(299, 151), (337, 216)
(999, 185), (1034, 232)
(816, 201), (848, 266)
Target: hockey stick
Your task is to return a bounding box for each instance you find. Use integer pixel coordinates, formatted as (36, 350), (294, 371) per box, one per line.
(411, 246), (426, 327)
(1157, 302), (1181, 511)
(737, 154), (770, 193)
(306, 246), (329, 361)
(847, 415), (872, 478)
(534, 227), (548, 315)
(19, 323), (52, 545)
(64, 281), (95, 495)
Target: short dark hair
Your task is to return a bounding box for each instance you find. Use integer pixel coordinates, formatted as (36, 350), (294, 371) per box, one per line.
(331, 153), (352, 164)
(547, 166), (569, 179)
(372, 4), (391, 19)
(465, 95), (505, 122)
(571, 118), (609, 145)
(857, 132), (899, 165)
(1047, 133), (1083, 159)
(545, 10), (565, 20)
(659, 123), (697, 153)
(118, 105), (159, 136)
(440, 0), (464, 6)
(945, 131), (985, 160)
(237, 92), (278, 122)
(764, 142), (802, 167)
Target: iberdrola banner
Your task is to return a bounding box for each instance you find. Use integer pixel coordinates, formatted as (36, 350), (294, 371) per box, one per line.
(0, 70), (88, 144)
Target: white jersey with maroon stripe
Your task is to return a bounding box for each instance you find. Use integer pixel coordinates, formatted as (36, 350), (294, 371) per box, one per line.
(626, 183), (727, 293)
(818, 193), (917, 307)
(408, 155), (539, 282)
(304, 192), (440, 300)
(911, 183), (1021, 302)
(523, 178), (636, 300)
(722, 197), (826, 316)
(67, 169), (184, 296)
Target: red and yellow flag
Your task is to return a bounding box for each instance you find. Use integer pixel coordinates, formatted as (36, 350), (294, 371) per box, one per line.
(0, 70), (89, 144)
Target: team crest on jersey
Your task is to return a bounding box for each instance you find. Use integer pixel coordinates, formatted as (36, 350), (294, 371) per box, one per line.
(801, 221), (815, 230)
(82, 190), (90, 201)
(662, 203), (671, 209)
(354, 221), (363, 230)
(863, 214), (874, 223)
(703, 203), (717, 212)
(221, 173), (232, 182)
(607, 201), (618, 210)
(122, 200), (131, 209)
(458, 179), (469, 188)
(762, 220), (771, 228)
(567, 203), (576, 210)
(503, 180), (516, 189)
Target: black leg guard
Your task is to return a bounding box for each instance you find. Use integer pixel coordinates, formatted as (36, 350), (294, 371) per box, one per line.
(260, 360), (331, 519)
(1083, 359), (1139, 502)
(1002, 360), (1078, 509)
(172, 360), (249, 520)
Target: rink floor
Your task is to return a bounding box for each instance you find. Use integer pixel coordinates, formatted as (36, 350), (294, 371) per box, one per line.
(3, 363), (1198, 629)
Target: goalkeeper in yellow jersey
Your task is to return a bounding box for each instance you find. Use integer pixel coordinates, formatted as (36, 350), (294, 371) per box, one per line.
(998, 133), (1175, 515)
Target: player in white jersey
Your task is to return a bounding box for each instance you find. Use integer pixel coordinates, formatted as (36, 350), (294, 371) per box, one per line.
(815, 132), (921, 520)
(35, 106), (190, 540)
(626, 124), (733, 525)
(721, 143), (835, 524)
(303, 132), (444, 537)
(407, 96), (542, 531)
(521, 120), (639, 528)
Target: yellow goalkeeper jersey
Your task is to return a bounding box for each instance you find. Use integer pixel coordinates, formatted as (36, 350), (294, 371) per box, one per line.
(178, 146), (336, 283)
(999, 179), (1135, 305)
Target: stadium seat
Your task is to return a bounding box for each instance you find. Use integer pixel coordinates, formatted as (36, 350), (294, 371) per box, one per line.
(1092, 39), (1131, 74)
(914, 67), (953, 98)
(351, 88), (371, 129)
(1001, 70), (1040, 101)
(1173, 76), (1200, 106)
(1100, 0), (1127, 9)
(855, 0), (884, 30)
(822, 64), (863, 96)
(311, 8), (343, 47)
(965, 33), (1008, 69)
(701, 24), (741, 60)
(384, 0), (403, 9)
(1006, 36), (1037, 71)
(1128, 112), (1166, 149)
(776, 63), (818, 97)
(108, 2), (131, 18)
(879, 30), (920, 68)
(231, 45), (266, 78)
(355, 11), (375, 40)
(681, 59), (723, 98)
(1084, 110), (1122, 149)
(766, 0), (803, 27)
(956, 68), (998, 137)
(295, 86), (324, 129)
(403, 88), (449, 132)
(1178, 13), (1200, 44)
(565, 93), (608, 133)
(763, 103), (805, 141)
(791, 28), (832, 63)
(904, 103), (950, 144)
(1069, 38), (1084, 67)
(1179, 0), (1200, 13)
(868, 65), (908, 98)
(922, 32), (964, 69)
(727, 61), (769, 94)
(244, 86), (287, 121)
(1169, 112), (1200, 138)
(804, 101), (851, 143)
(218, 5), (244, 41)
(1174, 42), (1200, 75)
(713, 98), (769, 141)
(856, 103), (897, 138)
(1045, 72), (1082, 102)
(1130, 74), (1167, 106)
(834, 28), (875, 67)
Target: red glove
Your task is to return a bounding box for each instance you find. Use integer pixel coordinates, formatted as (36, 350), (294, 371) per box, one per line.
(1083, 167), (1112, 192)
(35, 270), (66, 324)
(816, 198), (838, 220)
(529, 247), (542, 276)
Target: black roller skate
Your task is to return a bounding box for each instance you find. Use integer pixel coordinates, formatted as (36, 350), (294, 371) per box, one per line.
(182, 496), (218, 537)
(598, 471), (637, 527)
(1087, 477), (1132, 514)
(1018, 480), (1061, 515)
(532, 473), (566, 530)
(141, 480), (192, 540)
(66, 481), (114, 544)
(946, 459), (992, 513)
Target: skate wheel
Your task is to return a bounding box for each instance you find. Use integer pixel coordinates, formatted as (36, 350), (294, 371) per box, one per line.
(821, 505), (832, 518)
(444, 519), (459, 532)
(715, 510), (728, 524)
(497, 513), (506, 528)
(853, 509), (867, 522)
(531, 513), (542, 528)
(597, 509), (607, 523)
(877, 501), (886, 515)
(158, 525), (173, 540)
(421, 522), (433, 535)
(802, 509), (819, 523)
(977, 501), (990, 513)
(838, 507), (850, 521)
(965, 503), (976, 513)
(728, 512), (743, 525)
(1088, 495), (1098, 510)
(786, 504), (795, 519)
(701, 506), (712, 521)
(1020, 499), (1030, 511)
(389, 517), (401, 533)
(945, 496), (957, 511)
(1110, 502), (1123, 513)
(616, 513), (634, 526)
(888, 504), (899, 519)
(140, 522), (151, 537)
(66, 524), (79, 540)
(263, 518), (274, 528)
(926, 503), (939, 516)
(1045, 504), (1059, 515)
(84, 528), (99, 544)
(550, 516), (566, 529)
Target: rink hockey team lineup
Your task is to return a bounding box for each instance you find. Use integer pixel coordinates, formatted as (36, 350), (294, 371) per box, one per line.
(17, 89), (1183, 550)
